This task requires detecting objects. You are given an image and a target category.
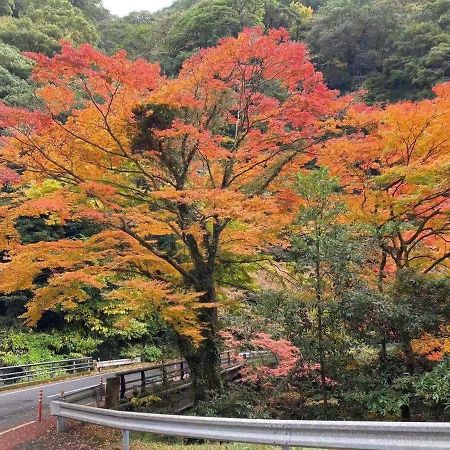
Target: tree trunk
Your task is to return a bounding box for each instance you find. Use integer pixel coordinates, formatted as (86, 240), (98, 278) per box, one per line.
(314, 223), (327, 406)
(380, 338), (387, 362)
(183, 334), (222, 402)
(176, 286), (223, 402)
(400, 404), (411, 421)
(401, 337), (415, 375)
(378, 251), (388, 362)
(317, 302), (328, 406)
(175, 224), (224, 402)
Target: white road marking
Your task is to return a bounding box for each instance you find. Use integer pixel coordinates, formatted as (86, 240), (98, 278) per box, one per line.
(0, 420), (36, 436)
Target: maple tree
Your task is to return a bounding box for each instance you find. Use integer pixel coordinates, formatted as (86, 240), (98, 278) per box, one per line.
(0, 28), (348, 398)
(320, 83), (450, 369)
(241, 332), (301, 383)
(0, 166), (20, 189)
(322, 83), (450, 282)
(412, 327), (450, 362)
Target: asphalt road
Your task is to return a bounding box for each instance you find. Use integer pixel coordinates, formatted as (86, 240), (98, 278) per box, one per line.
(0, 372), (115, 433)
(0, 358), (204, 436)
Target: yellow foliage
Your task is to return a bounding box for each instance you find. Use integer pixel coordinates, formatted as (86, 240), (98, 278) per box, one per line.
(412, 327), (450, 361)
(0, 33), (350, 344)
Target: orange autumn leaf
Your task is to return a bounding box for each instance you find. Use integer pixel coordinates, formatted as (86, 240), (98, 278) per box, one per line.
(0, 29), (348, 345)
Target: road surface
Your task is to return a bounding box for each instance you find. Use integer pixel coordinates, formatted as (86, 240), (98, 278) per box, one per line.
(0, 365), (168, 434)
(0, 372), (115, 433)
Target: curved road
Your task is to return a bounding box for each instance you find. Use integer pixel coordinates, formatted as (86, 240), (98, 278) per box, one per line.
(0, 372), (115, 433)
(0, 356), (238, 435)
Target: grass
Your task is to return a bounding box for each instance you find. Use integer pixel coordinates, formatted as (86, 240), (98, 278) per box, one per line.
(133, 444), (297, 450)
(132, 433), (312, 449)
(27, 422), (315, 449)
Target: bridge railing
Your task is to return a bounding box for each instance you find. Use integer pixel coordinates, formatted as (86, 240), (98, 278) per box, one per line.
(115, 350), (245, 399)
(93, 357), (141, 371)
(50, 400), (450, 450)
(0, 357), (93, 386)
(47, 350), (250, 406)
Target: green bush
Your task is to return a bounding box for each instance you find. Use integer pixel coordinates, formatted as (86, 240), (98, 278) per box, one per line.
(130, 394), (162, 409)
(0, 329), (99, 365)
(415, 358), (450, 419)
(192, 383), (269, 419)
(121, 344), (163, 362)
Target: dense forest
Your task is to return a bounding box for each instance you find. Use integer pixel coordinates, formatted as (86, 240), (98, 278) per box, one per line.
(0, 0), (449, 422)
(1, 0), (449, 105)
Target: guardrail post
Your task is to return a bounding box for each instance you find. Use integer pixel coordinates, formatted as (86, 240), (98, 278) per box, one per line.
(122, 430), (130, 450)
(99, 378), (105, 402)
(56, 416), (66, 432)
(95, 386), (102, 407)
(227, 351), (231, 366)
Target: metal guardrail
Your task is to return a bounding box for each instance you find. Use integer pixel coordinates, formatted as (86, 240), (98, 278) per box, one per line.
(0, 357), (93, 385)
(48, 351), (450, 450)
(50, 400), (450, 450)
(94, 357), (141, 370)
(48, 383), (104, 405)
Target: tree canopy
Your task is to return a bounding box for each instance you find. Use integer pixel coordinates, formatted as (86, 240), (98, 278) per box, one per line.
(0, 0), (448, 420)
(0, 28), (348, 397)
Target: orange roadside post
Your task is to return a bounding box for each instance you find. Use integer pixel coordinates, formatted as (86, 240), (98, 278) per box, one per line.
(37, 389), (43, 421)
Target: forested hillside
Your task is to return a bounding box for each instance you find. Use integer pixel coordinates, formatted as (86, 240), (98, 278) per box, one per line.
(85, 0), (450, 100)
(0, 0), (449, 422)
(1, 0), (448, 106)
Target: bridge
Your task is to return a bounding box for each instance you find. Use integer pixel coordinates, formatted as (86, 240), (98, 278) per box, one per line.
(2, 353), (450, 450)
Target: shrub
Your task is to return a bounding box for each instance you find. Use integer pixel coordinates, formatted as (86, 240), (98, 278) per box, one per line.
(121, 344), (163, 362)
